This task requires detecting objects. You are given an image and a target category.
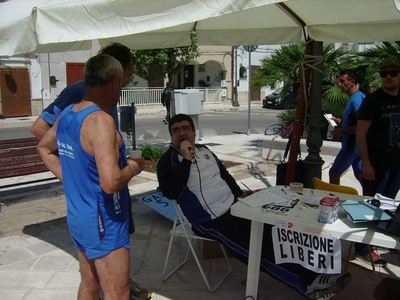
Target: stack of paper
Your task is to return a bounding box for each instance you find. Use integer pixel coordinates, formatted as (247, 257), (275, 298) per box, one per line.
(241, 189), (297, 208)
(324, 114), (337, 127)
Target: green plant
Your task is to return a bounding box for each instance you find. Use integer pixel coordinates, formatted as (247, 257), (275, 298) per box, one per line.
(139, 144), (167, 160)
(277, 109), (296, 126)
(277, 109), (308, 138)
(214, 70), (225, 82)
(198, 79), (209, 87)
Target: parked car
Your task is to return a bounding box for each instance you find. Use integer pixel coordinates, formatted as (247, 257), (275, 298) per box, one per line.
(262, 87), (296, 109)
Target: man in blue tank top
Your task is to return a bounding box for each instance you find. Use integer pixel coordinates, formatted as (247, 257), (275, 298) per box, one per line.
(38, 54), (144, 300)
(30, 42), (138, 233)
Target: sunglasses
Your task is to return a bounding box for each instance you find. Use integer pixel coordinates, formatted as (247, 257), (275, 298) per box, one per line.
(380, 70), (399, 77)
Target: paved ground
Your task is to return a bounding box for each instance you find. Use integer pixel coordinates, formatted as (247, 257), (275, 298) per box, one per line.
(0, 102), (399, 300)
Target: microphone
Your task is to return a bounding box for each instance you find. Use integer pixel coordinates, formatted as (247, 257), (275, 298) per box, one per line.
(181, 139), (197, 164)
(180, 139), (193, 153)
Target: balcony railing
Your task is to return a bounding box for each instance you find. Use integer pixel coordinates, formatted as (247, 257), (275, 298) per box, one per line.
(119, 87), (222, 106)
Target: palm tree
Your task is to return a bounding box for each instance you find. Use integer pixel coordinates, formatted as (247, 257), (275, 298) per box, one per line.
(353, 41), (400, 92)
(252, 43), (349, 126)
(252, 43), (305, 99)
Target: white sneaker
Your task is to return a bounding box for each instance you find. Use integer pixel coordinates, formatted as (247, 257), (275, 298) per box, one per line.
(306, 272), (351, 300)
(317, 292), (336, 300)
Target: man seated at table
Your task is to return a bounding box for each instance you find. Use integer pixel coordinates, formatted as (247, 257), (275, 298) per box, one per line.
(157, 113), (352, 300)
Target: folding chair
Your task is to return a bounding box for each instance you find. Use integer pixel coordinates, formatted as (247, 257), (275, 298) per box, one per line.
(312, 177), (375, 272)
(162, 200), (232, 292)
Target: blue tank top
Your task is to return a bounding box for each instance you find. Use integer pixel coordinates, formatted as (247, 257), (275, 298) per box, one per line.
(57, 104), (129, 252)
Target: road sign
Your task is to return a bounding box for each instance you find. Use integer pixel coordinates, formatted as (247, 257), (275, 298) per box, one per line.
(243, 45), (258, 52)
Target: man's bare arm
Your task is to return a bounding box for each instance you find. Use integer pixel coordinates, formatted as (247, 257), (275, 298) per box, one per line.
(31, 117), (51, 141)
(356, 120), (374, 180)
(37, 118), (63, 181)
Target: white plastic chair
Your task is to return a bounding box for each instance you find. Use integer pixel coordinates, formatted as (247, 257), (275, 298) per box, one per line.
(162, 200), (232, 292)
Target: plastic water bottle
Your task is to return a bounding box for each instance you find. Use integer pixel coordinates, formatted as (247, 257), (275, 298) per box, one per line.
(327, 125), (334, 140)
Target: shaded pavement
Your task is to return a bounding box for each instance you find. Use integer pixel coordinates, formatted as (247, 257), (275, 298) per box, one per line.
(0, 103), (399, 300)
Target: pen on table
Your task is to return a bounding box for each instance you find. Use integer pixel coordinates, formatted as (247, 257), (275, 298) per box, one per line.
(241, 182), (254, 193)
(281, 188), (287, 195)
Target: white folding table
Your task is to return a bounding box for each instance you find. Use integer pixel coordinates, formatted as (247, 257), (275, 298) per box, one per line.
(230, 186), (400, 299)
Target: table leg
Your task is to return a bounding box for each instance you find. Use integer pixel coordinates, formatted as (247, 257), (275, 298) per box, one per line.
(245, 220), (264, 299)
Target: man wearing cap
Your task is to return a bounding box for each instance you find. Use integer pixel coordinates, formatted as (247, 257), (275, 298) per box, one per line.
(356, 57), (400, 265)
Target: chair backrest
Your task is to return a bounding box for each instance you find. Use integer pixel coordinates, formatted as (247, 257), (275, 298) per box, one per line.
(172, 199), (189, 226)
(171, 199), (199, 237)
(313, 177), (359, 195)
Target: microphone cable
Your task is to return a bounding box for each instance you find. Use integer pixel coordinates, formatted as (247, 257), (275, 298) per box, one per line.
(193, 148), (218, 219)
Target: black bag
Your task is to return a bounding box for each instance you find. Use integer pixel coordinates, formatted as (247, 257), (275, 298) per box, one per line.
(276, 135), (305, 185)
(276, 160), (305, 185)
(378, 203), (400, 237)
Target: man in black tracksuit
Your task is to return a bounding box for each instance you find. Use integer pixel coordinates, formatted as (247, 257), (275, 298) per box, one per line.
(157, 113), (351, 300)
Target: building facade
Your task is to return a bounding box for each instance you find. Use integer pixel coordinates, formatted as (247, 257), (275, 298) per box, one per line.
(0, 41), (234, 118)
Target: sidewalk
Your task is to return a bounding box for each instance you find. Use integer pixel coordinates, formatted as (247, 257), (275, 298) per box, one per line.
(0, 103), (399, 300)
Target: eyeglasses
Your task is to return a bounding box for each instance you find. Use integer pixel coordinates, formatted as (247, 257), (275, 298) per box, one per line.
(171, 126), (192, 135)
(380, 70), (399, 78)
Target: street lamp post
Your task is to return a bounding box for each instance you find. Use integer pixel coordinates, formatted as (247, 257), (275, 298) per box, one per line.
(303, 41), (325, 187)
(243, 45), (258, 135)
(232, 46), (240, 107)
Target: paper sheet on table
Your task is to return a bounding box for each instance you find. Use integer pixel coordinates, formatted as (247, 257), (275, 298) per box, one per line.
(240, 189), (297, 208)
(324, 114), (337, 127)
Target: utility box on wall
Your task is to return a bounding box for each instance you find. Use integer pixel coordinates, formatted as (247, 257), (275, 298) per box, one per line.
(174, 89), (204, 115)
(175, 89), (204, 142)
(174, 89), (204, 143)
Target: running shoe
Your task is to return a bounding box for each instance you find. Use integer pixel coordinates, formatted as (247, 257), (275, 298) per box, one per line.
(128, 279), (151, 300)
(306, 272), (351, 300)
(354, 249), (387, 267)
(317, 292), (336, 300)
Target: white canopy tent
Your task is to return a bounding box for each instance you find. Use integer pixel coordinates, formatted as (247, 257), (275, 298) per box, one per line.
(1, 0), (400, 56)
(1, 0), (400, 188)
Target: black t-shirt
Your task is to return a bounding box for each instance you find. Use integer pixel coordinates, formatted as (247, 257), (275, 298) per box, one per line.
(358, 88), (400, 164)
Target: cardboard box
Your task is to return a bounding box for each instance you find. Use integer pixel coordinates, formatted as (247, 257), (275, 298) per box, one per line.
(197, 240), (231, 259)
(318, 195), (340, 224)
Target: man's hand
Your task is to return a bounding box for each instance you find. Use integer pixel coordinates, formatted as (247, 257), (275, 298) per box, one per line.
(333, 127), (344, 139)
(128, 156), (145, 176)
(330, 116), (342, 124)
(362, 163), (375, 181)
(180, 139), (193, 160)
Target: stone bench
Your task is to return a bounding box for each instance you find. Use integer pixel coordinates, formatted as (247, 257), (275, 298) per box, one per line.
(261, 135), (341, 167)
(0, 137), (48, 179)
